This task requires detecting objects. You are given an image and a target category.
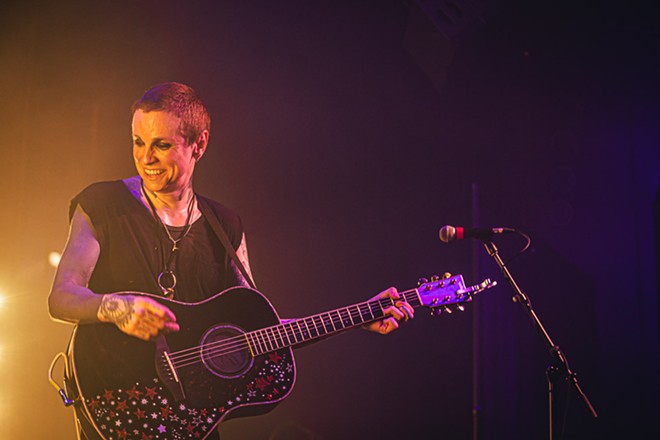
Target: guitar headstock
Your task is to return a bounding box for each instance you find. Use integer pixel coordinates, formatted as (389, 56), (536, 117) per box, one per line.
(417, 273), (496, 315)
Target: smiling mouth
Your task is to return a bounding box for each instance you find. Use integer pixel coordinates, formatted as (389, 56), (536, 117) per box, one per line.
(144, 169), (165, 176)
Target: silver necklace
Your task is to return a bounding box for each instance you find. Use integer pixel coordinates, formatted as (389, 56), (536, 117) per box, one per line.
(141, 180), (195, 296)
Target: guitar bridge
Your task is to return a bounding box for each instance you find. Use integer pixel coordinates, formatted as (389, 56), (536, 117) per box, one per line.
(154, 335), (186, 402)
(164, 351), (180, 383)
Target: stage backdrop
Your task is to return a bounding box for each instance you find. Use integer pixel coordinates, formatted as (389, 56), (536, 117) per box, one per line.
(0, 1), (658, 439)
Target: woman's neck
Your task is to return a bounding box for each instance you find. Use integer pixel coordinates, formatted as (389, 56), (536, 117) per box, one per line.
(125, 176), (199, 227)
(147, 185), (194, 212)
(145, 186), (195, 227)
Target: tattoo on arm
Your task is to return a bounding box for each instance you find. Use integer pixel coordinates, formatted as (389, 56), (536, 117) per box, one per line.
(98, 295), (133, 329)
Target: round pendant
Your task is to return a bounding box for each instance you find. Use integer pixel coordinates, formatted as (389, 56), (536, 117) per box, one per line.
(157, 270), (176, 297)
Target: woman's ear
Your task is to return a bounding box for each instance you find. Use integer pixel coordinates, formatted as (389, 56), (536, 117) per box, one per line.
(193, 130), (209, 161)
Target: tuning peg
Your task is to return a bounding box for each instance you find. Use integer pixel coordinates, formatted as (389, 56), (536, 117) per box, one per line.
(418, 277), (428, 286)
(442, 272), (452, 279)
(443, 306), (453, 314)
(430, 308), (442, 317)
(430, 274), (440, 282)
(456, 304), (465, 312)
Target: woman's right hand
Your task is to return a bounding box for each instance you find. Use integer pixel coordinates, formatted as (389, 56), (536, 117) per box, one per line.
(97, 294), (180, 341)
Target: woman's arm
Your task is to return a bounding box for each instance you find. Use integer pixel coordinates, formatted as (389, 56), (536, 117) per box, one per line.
(48, 205), (179, 341)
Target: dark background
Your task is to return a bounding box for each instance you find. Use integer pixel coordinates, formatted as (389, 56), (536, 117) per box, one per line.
(1, 0), (658, 439)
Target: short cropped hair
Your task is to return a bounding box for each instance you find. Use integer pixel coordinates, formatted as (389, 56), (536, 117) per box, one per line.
(130, 82), (211, 145)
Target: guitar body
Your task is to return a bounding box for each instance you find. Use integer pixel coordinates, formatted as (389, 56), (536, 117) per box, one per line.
(67, 287), (296, 440)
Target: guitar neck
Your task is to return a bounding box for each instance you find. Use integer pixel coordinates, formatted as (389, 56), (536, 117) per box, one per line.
(245, 288), (422, 356)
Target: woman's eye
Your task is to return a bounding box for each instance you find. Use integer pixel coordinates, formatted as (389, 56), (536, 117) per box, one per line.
(156, 143), (172, 150)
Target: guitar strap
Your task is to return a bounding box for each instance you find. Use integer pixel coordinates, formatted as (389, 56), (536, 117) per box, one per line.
(197, 196), (257, 290)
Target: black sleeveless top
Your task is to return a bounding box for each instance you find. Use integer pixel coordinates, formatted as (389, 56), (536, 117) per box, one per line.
(70, 180), (243, 302)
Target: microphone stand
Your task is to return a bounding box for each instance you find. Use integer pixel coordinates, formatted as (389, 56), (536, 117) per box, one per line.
(480, 239), (598, 439)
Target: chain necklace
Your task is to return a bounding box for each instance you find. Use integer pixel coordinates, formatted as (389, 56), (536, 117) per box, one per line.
(141, 179), (196, 297)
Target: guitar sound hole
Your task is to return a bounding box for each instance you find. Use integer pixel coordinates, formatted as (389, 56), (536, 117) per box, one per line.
(200, 325), (253, 379)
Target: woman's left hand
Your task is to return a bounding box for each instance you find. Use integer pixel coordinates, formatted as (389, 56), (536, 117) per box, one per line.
(363, 287), (415, 335)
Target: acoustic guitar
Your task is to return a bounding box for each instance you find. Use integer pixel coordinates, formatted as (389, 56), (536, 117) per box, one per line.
(55, 274), (493, 439)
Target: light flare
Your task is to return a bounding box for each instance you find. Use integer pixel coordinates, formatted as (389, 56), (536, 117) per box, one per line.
(48, 251), (62, 268)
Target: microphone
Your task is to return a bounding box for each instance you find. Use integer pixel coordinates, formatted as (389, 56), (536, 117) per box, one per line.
(439, 225), (515, 243)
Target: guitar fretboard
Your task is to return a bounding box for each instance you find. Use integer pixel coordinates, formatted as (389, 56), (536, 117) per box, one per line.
(245, 289), (421, 356)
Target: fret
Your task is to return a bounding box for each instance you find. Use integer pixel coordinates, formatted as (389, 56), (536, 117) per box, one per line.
(332, 310), (344, 330)
(326, 312), (337, 332)
(357, 304), (367, 323)
(267, 327), (279, 350)
(304, 318), (318, 338)
(263, 329), (270, 352)
(257, 329), (267, 353)
(280, 324), (290, 346)
(367, 302), (378, 319)
(246, 332), (257, 356)
(317, 313), (327, 333)
(355, 303), (365, 322)
(338, 309), (350, 328)
(342, 309), (351, 327)
(375, 299), (385, 314)
(298, 319), (310, 341)
(295, 320), (305, 342)
(366, 301), (376, 320)
(260, 329), (273, 352)
(322, 312), (331, 332)
(302, 319), (313, 339)
(408, 289), (422, 307)
(253, 331), (264, 355)
(378, 298), (391, 315)
(250, 331), (260, 355)
(316, 315), (330, 335)
(331, 309), (341, 329)
(294, 323), (301, 342)
(358, 303), (372, 323)
(273, 328), (283, 349)
(354, 304), (364, 323)
(309, 316), (321, 337)
(287, 322), (299, 344)
(276, 325), (288, 347)
(284, 324), (294, 346)
(310, 315), (319, 335)
(370, 301), (383, 322)
(346, 306), (356, 326)
(345, 308), (354, 327)
(321, 314), (331, 334)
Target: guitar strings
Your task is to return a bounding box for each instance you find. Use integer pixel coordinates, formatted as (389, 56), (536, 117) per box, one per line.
(169, 300), (388, 367)
(167, 291), (420, 369)
(167, 291), (418, 366)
